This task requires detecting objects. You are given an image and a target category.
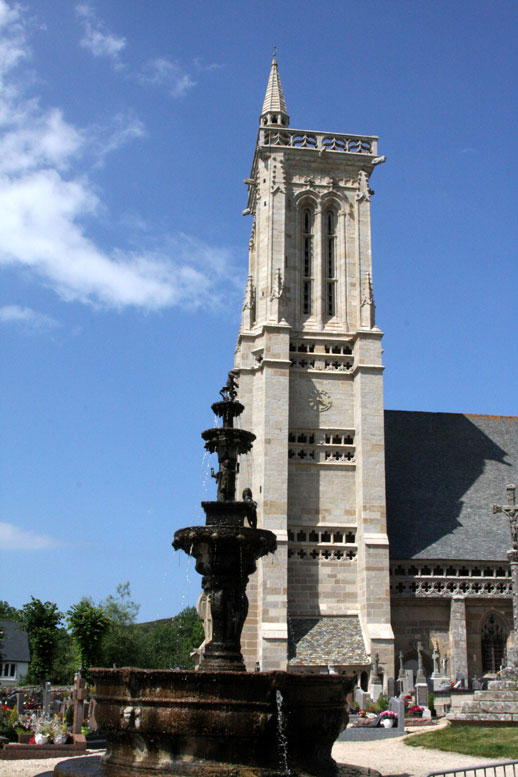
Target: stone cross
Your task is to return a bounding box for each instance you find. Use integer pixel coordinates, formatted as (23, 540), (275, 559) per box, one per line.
(397, 650), (405, 680)
(494, 485), (518, 550)
(493, 484), (518, 662)
(42, 681), (51, 715)
(432, 642), (440, 676)
(416, 641), (426, 684)
(372, 653), (382, 683)
(72, 672), (88, 735)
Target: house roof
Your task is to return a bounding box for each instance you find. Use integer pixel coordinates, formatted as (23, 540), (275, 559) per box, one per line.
(385, 411), (518, 560)
(288, 616), (368, 666)
(0, 620), (30, 663)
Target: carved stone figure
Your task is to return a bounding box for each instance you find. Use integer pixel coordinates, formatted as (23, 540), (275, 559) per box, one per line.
(242, 488), (258, 529)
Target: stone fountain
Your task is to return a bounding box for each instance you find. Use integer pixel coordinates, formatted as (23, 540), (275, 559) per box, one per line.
(55, 372), (352, 777)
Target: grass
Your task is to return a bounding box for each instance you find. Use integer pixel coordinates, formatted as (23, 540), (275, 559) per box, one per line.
(405, 725), (518, 759)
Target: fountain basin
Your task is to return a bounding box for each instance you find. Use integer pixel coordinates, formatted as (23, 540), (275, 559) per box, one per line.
(85, 667), (352, 777)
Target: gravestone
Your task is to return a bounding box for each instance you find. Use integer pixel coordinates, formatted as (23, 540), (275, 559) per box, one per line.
(404, 669), (414, 694)
(87, 698), (97, 731)
(354, 687), (368, 711)
(42, 682), (51, 715)
(387, 676), (396, 699)
(415, 682), (429, 709)
(389, 696), (406, 732)
(370, 653), (383, 702)
(51, 699), (61, 715)
(431, 641), (449, 690)
(72, 672), (88, 735)
(15, 693), (24, 715)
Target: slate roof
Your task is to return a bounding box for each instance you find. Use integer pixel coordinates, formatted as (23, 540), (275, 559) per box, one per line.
(0, 620), (30, 662)
(385, 412), (518, 561)
(288, 616), (369, 666)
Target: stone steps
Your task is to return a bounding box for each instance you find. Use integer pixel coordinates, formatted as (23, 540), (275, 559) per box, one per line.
(450, 712), (518, 723)
(448, 674), (518, 724)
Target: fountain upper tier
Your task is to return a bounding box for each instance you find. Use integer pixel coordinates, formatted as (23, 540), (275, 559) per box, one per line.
(174, 370), (277, 672)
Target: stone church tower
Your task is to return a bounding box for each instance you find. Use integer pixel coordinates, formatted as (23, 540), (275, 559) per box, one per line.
(235, 56), (394, 681)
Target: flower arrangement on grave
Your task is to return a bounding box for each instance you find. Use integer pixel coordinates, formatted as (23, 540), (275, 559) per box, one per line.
(15, 712), (33, 734)
(34, 715), (52, 744)
(358, 709), (367, 718)
(50, 715), (68, 744)
(407, 704), (424, 717)
(379, 710), (398, 721)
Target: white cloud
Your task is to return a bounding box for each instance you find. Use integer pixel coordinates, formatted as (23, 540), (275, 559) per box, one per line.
(76, 4), (126, 65)
(0, 304), (59, 330)
(0, 3), (240, 311)
(0, 522), (65, 550)
(139, 58), (196, 99)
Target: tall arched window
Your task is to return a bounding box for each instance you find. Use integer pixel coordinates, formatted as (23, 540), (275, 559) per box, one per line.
(325, 210), (337, 317)
(301, 208), (313, 315)
(481, 614), (507, 673)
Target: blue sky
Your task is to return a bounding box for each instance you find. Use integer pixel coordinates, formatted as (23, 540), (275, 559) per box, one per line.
(0, 0), (516, 623)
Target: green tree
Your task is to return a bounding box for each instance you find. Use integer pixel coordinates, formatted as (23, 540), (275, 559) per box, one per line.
(143, 607), (204, 669)
(100, 583), (145, 667)
(20, 597), (62, 684)
(67, 599), (110, 678)
(0, 601), (21, 620)
(50, 628), (77, 685)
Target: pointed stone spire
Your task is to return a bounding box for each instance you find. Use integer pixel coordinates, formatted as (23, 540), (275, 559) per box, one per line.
(260, 49), (289, 128)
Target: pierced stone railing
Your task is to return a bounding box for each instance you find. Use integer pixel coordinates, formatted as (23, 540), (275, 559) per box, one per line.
(287, 526), (357, 561)
(259, 127), (378, 156)
(390, 560), (512, 599)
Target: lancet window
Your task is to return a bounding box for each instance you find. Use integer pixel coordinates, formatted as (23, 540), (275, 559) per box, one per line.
(481, 614), (507, 673)
(301, 208), (313, 315)
(325, 210), (337, 317)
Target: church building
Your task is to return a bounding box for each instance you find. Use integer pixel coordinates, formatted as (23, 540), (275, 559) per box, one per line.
(234, 56), (518, 690)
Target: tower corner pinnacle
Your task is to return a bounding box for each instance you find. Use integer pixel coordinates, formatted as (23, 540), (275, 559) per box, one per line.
(260, 50), (289, 128)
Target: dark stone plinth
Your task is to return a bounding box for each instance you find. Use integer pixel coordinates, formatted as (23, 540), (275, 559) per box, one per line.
(54, 756), (380, 777)
(201, 499), (251, 526)
(89, 667), (352, 777)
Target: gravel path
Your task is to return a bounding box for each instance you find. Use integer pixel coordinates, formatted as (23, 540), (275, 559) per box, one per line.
(332, 724), (514, 777)
(0, 732), (514, 777)
(0, 750), (102, 777)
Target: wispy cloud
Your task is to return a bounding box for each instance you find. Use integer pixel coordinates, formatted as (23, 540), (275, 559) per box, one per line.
(88, 110), (146, 167)
(0, 304), (59, 330)
(138, 57), (196, 99)
(76, 4), (126, 66)
(0, 522), (65, 550)
(0, 2), (240, 311)
(193, 58), (224, 73)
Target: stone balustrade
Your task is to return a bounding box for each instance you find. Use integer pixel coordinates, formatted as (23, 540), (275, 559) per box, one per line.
(258, 127), (378, 156)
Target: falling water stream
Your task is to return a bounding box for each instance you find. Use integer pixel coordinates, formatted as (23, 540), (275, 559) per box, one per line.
(275, 689), (290, 776)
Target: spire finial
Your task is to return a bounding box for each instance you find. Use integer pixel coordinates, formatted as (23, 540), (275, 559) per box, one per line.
(260, 51), (289, 128)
